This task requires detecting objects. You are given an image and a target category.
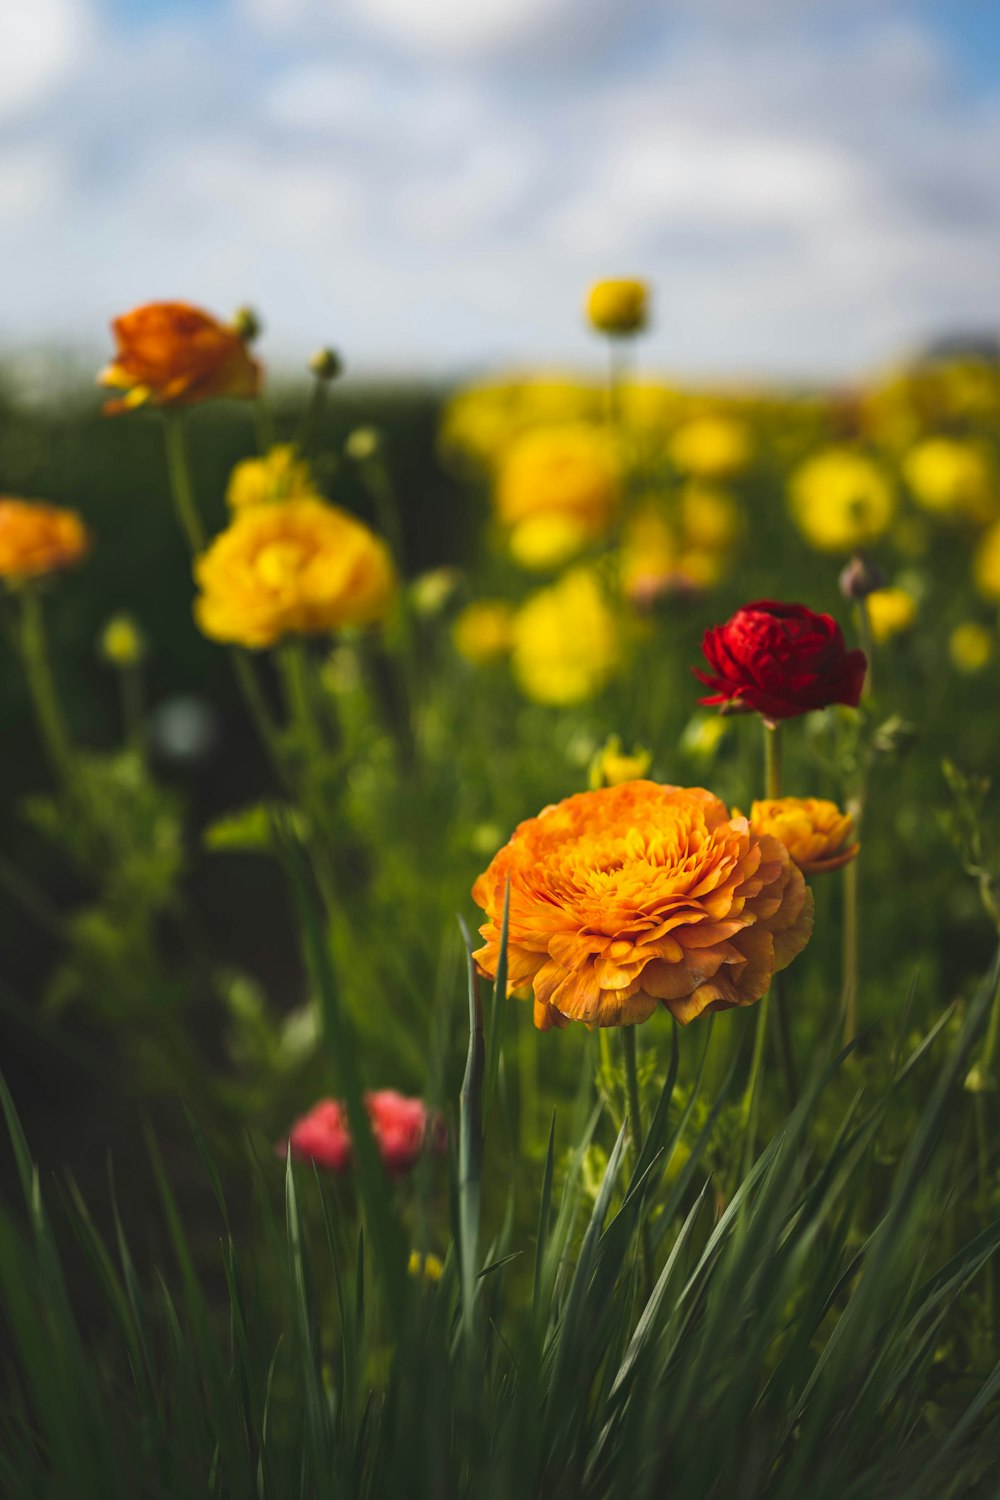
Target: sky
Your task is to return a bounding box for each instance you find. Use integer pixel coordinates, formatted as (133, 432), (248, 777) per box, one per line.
(2, 0), (1000, 383)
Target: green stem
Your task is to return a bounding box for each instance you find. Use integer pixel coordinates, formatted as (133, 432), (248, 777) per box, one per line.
(842, 854), (859, 1046)
(293, 377), (327, 458)
(120, 663), (145, 756)
(18, 587), (73, 784)
(975, 1094), (995, 1360)
(230, 649), (289, 788)
(856, 596), (875, 701)
(763, 719), (781, 799)
(255, 397), (277, 454)
(163, 415), (206, 554)
(741, 987), (771, 1179)
(280, 641), (324, 762)
(621, 1024), (653, 1292)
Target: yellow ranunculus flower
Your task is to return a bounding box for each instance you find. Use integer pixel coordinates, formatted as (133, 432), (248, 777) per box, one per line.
(679, 485), (741, 552)
(866, 586), (917, 643)
(788, 448), (895, 552)
(949, 622), (993, 674)
(496, 423), (618, 539)
(508, 513), (592, 571)
(669, 416), (751, 479)
(226, 444), (313, 511)
(589, 735), (652, 788)
(511, 568), (620, 705)
(903, 438), (998, 525)
(973, 520), (1000, 602)
(750, 797), (859, 874)
(585, 279), (648, 337)
(452, 601), (514, 665)
(194, 498), (395, 649)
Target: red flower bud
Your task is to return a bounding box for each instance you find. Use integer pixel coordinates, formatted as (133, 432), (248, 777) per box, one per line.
(694, 599), (866, 721)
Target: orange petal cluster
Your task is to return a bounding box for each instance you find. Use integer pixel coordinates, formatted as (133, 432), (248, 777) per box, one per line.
(0, 498), (90, 581)
(472, 781), (813, 1031)
(99, 301), (261, 413)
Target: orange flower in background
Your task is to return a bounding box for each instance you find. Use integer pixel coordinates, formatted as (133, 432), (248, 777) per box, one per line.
(0, 499), (90, 581)
(194, 497), (395, 648)
(472, 781), (813, 1031)
(749, 797), (859, 875)
(99, 301), (261, 413)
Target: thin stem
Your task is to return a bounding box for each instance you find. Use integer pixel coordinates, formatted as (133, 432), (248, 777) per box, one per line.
(120, 663), (146, 756)
(18, 587), (73, 784)
(763, 719), (781, 800)
(842, 854), (860, 1046)
(741, 988), (771, 1179)
(163, 415), (206, 554)
(280, 641), (324, 762)
(620, 1023), (653, 1294)
(230, 649), (290, 789)
(856, 596), (875, 701)
(979, 981), (1000, 1085)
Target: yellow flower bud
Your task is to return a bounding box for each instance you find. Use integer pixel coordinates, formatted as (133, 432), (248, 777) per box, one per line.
(585, 278), (648, 337)
(588, 735), (652, 789)
(407, 1250), (444, 1283)
(866, 586), (917, 643)
(949, 622), (993, 674)
(99, 612), (145, 667)
(452, 601), (514, 665)
(226, 445), (313, 511)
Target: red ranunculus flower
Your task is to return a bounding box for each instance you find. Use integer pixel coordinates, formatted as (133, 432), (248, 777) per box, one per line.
(694, 599), (866, 720)
(283, 1092), (445, 1177)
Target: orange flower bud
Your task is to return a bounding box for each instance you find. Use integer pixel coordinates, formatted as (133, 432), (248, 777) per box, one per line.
(749, 797), (859, 875)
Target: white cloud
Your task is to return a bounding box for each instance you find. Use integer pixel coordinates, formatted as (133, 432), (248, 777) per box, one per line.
(343, 0), (576, 58)
(0, 0), (93, 123)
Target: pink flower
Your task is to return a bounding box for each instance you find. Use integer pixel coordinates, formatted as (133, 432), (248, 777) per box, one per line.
(282, 1092), (446, 1177)
(286, 1098), (353, 1173)
(366, 1090), (446, 1176)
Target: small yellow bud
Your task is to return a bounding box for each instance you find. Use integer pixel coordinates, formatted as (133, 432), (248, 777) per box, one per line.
(230, 305), (262, 341)
(585, 278), (648, 337)
(345, 426), (381, 462)
(99, 612), (145, 667)
(410, 567), (462, 617)
(308, 347), (342, 380)
(408, 1250), (444, 1283)
(589, 734), (652, 789)
(949, 621), (993, 674)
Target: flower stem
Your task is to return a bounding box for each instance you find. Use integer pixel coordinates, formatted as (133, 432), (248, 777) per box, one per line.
(764, 719), (781, 799)
(18, 586), (73, 784)
(842, 854), (860, 1045)
(280, 641), (324, 762)
(741, 986), (771, 1178)
(163, 414), (206, 554)
(620, 1023), (653, 1293)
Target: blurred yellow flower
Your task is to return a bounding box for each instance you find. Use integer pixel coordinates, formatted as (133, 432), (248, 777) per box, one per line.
(410, 566), (461, 617)
(669, 416), (751, 479)
(866, 586), (917, 643)
(496, 424), (619, 559)
(407, 1250), (444, 1283)
(679, 485), (741, 552)
(589, 735), (652, 788)
(750, 797), (859, 875)
(973, 520), (1000, 602)
(585, 279), (648, 337)
(949, 622), (994, 674)
(508, 513), (593, 571)
(99, 613), (145, 667)
(194, 498), (395, 648)
(226, 445), (313, 511)
(0, 498), (90, 581)
(452, 601), (514, 665)
(903, 438), (998, 526)
(511, 568), (620, 704)
(788, 448), (895, 552)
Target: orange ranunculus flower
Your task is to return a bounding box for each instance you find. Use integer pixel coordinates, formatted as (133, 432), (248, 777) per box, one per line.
(472, 781), (813, 1031)
(99, 301), (261, 413)
(194, 497), (395, 649)
(0, 498), (90, 581)
(749, 797), (859, 875)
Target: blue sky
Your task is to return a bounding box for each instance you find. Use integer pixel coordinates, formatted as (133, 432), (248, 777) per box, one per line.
(2, 0), (999, 381)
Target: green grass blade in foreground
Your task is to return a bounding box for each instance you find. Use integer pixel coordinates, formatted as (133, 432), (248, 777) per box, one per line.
(484, 876), (511, 1128)
(275, 814), (411, 1334)
(457, 912), (485, 1359)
